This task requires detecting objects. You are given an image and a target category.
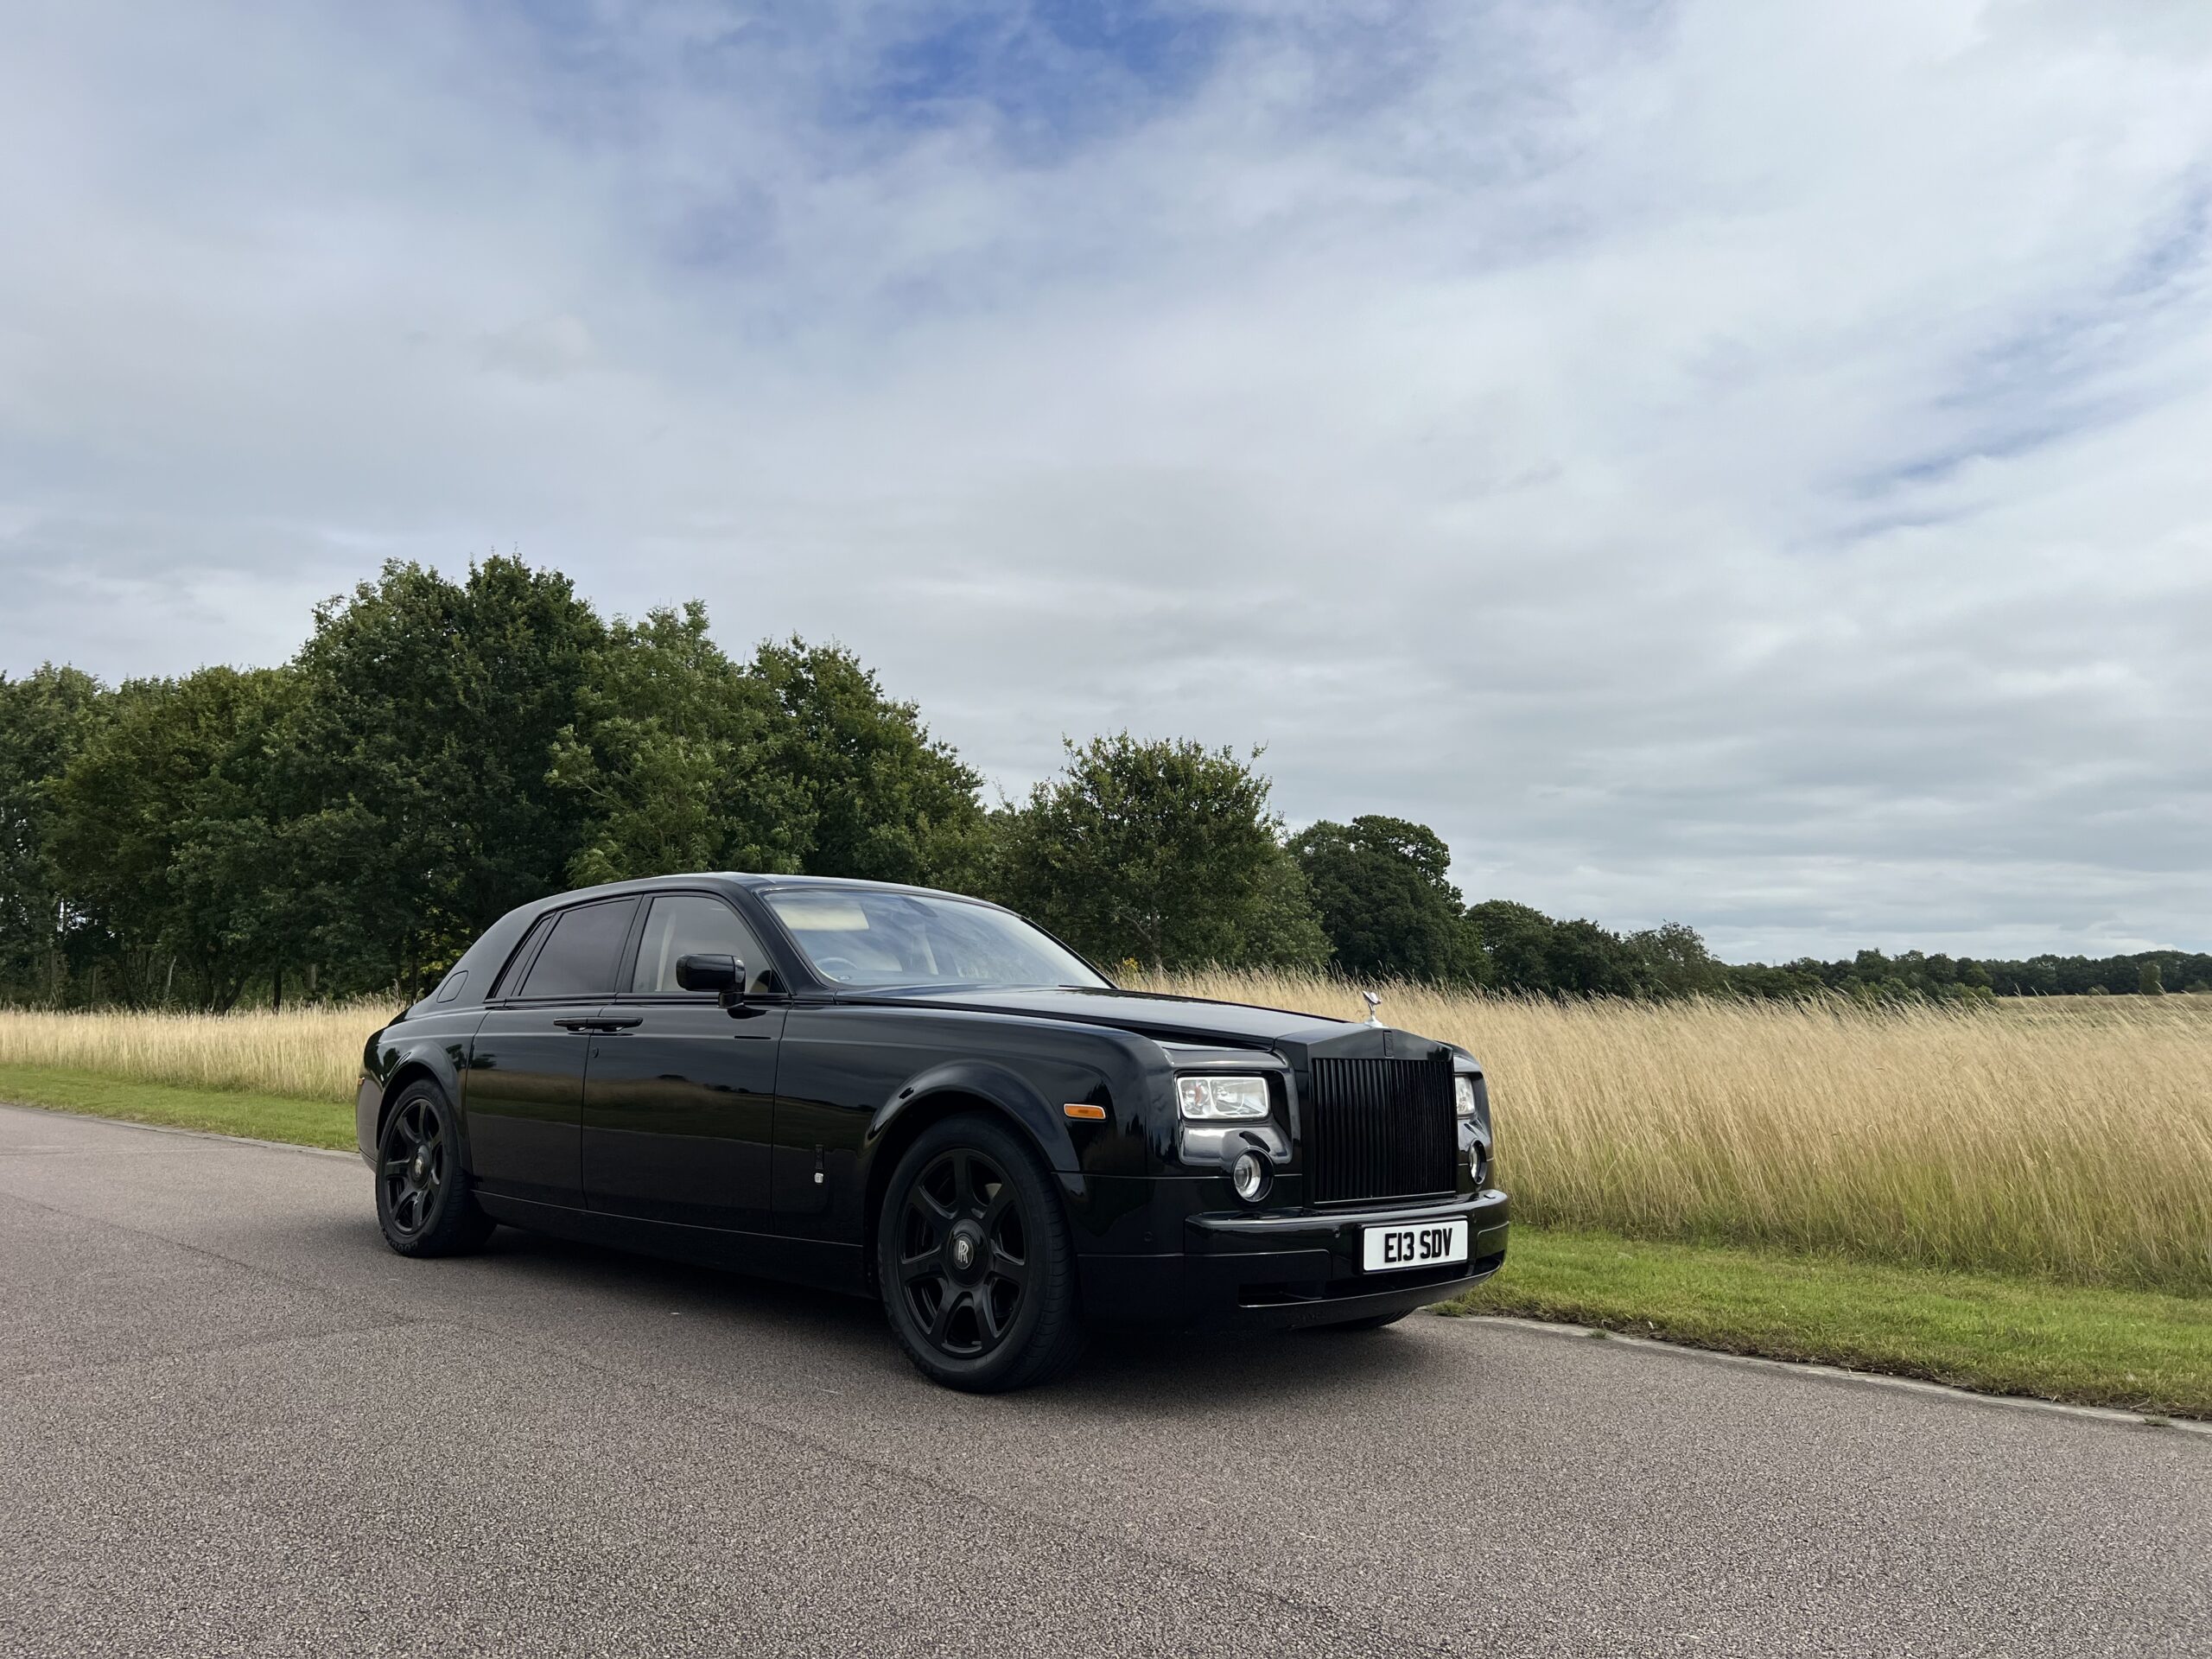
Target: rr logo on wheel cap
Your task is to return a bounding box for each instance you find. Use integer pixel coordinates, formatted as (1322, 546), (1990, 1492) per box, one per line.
(951, 1236), (976, 1268)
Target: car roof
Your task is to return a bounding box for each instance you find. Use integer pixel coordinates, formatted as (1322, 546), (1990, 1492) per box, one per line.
(534, 871), (996, 906)
(728, 872), (958, 896)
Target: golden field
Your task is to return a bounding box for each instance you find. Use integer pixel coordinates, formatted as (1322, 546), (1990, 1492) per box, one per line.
(0, 1001), (379, 1103)
(1147, 972), (2212, 1294)
(3, 981), (2208, 1293)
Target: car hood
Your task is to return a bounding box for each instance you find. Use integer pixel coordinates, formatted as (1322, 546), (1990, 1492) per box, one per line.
(831, 984), (1362, 1049)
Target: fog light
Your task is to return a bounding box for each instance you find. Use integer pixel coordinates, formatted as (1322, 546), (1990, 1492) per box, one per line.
(1231, 1151), (1268, 1202)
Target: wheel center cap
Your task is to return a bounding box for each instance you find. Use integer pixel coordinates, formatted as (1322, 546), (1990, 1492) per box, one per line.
(410, 1152), (428, 1181)
(950, 1233), (976, 1270)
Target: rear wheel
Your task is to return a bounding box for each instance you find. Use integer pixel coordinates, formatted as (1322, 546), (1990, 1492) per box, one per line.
(376, 1081), (495, 1257)
(877, 1114), (1084, 1392)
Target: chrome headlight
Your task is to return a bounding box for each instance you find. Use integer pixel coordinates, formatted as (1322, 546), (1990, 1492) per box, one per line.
(1178, 1075), (1270, 1121)
(1453, 1076), (1480, 1119)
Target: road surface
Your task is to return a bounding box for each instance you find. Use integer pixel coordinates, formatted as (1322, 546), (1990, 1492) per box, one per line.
(2, 1102), (2205, 1657)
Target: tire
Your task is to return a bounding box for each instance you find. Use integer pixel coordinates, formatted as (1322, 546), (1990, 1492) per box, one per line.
(375, 1080), (496, 1258)
(876, 1113), (1084, 1393)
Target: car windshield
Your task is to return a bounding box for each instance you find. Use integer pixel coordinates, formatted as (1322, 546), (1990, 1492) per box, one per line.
(761, 888), (1109, 990)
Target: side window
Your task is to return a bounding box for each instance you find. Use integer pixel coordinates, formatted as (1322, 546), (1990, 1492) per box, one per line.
(493, 913), (558, 998)
(631, 894), (771, 994)
(515, 899), (639, 1000)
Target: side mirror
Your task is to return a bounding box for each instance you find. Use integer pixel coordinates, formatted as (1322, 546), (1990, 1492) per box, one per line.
(676, 952), (743, 1006)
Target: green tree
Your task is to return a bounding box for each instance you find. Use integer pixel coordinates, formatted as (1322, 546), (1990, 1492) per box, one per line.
(553, 614), (990, 893)
(550, 604), (810, 884)
(275, 557), (606, 996)
(2139, 960), (2165, 996)
(1462, 899), (1554, 990)
(1288, 815), (1469, 981)
(1546, 917), (1649, 996)
(1240, 849), (1333, 972)
(1624, 920), (1723, 998)
(47, 667), (296, 1009)
(752, 639), (987, 888)
(1464, 899), (1649, 996)
(992, 734), (1324, 969)
(0, 664), (109, 1000)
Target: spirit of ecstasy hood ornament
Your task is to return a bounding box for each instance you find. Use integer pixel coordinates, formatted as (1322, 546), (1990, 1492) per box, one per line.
(1362, 990), (1382, 1027)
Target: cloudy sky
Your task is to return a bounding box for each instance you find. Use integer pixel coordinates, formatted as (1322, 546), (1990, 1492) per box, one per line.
(4, 1), (2209, 961)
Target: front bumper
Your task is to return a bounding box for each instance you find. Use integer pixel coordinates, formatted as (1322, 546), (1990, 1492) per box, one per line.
(1079, 1189), (1510, 1331)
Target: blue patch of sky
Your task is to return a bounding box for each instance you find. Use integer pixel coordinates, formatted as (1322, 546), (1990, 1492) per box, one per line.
(1840, 181), (2212, 512)
(472, 0), (1243, 283)
(489, 0), (1236, 150)
(482, 0), (664, 150)
(855, 0), (1234, 158)
(2110, 174), (2210, 300)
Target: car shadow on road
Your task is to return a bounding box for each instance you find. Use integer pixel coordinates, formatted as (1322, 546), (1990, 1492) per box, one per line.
(494, 1222), (1447, 1405)
(310, 1209), (1447, 1408)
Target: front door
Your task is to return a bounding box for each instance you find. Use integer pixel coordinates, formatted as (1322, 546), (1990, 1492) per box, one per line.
(466, 896), (641, 1208)
(582, 891), (784, 1232)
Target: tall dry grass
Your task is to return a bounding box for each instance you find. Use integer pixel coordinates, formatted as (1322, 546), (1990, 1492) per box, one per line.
(1146, 971), (2212, 1294)
(0, 1002), (384, 1103)
(3, 981), (2208, 1291)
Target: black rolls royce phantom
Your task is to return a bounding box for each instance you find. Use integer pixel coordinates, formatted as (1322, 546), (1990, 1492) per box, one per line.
(358, 874), (1510, 1391)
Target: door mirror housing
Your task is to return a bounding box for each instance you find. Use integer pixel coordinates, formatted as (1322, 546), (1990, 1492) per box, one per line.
(676, 952), (744, 1006)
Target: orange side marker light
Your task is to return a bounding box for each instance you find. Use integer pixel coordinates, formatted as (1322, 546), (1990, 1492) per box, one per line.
(1063, 1103), (1107, 1121)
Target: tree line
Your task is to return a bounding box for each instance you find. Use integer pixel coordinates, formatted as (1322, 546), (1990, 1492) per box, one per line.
(2, 558), (2202, 1010)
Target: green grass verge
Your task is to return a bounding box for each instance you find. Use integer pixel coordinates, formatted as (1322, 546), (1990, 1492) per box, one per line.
(6, 1068), (2204, 1420)
(1444, 1228), (2212, 1421)
(0, 1065), (356, 1151)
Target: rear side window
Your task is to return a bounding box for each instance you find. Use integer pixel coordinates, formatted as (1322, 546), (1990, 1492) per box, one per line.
(515, 899), (638, 999)
(630, 894), (772, 994)
(495, 913), (557, 997)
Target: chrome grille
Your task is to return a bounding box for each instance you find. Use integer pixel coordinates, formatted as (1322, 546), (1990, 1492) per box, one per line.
(1303, 1056), (1457, 1205)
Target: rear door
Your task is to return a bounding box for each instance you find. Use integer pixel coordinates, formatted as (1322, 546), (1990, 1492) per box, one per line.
(465, 896), (640, 1209)
(582, 891), (785, 1232)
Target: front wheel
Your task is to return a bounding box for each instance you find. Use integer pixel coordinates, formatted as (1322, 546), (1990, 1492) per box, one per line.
(876, 1114), (1084, 1392)
(376, 1081), (495, 1257)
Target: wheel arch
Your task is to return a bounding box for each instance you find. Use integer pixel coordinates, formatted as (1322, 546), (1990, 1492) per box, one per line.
(375, 1055), (473, 1171)
(860, 1065), (1081, 1294)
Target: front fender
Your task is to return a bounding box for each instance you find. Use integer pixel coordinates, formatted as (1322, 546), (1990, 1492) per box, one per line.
(865, 1058), (1084, 1179)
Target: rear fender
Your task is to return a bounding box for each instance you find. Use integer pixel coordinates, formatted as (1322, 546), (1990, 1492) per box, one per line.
(359, 1019), (481, 1167)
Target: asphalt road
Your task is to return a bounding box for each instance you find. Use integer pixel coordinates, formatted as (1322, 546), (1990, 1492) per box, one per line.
(3, 1103), (2206, 1658)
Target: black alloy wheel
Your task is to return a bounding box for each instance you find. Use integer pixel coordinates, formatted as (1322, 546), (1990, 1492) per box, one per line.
(381, 1095), (444, 1236)
(878, 1115), (1082, 1392)
(899, 1147), (1028, 1357)
(375, 1082), (495, 1258)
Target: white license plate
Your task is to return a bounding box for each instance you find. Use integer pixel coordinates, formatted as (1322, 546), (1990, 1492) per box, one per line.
(1361, 1217), (1470, 1273)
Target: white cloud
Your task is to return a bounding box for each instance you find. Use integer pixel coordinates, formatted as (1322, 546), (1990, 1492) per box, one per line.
(2, 0), (2209, 957)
